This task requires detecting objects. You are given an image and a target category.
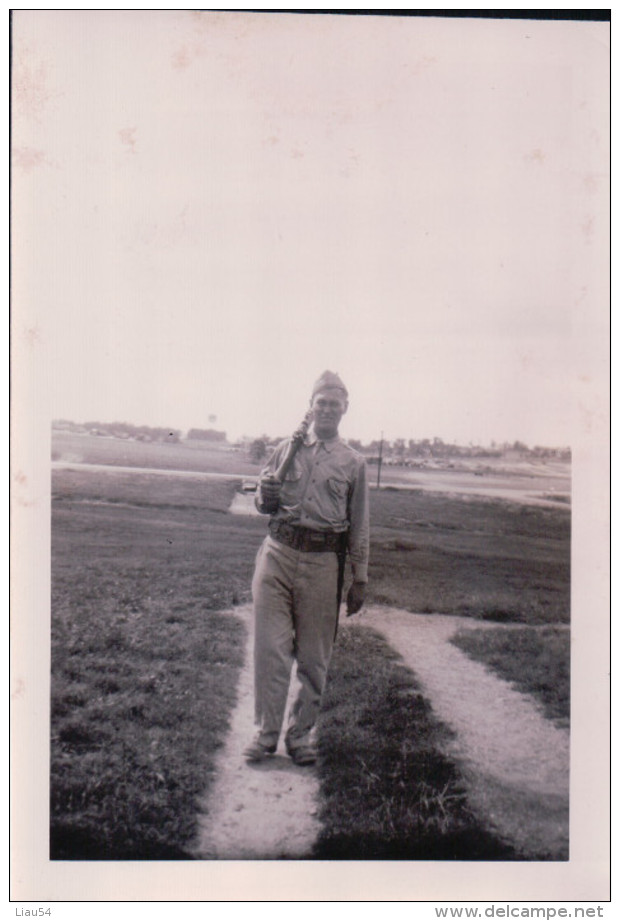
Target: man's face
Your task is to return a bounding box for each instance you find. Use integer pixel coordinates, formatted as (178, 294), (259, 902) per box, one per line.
(311, 388), (348, 439)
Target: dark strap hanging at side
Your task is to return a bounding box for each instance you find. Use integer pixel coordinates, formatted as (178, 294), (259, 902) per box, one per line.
(334, 536), (348, 640)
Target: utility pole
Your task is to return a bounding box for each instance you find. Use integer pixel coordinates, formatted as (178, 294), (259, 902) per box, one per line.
(377, 431), (383, 489)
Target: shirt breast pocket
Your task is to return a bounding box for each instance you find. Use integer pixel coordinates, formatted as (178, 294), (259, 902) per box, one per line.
(280, 465), (302, 506)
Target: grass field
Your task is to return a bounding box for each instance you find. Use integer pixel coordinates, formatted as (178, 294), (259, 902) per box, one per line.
(367, 487), (570, 624)
(51, 449), (570, 859)
(450, 626), (570, 727)
(52, 431), (263, 476)
(314, 626), (516, 860)
(51, 468), (265, 858)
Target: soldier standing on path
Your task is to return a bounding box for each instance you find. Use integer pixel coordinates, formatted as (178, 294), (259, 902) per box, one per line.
(244, 371), (370, 766)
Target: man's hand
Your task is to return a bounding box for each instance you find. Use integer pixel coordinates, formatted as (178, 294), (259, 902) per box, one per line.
(257, 474), (282, 514)
(260, 474), (282, 503)
(346, 581), (366, 616)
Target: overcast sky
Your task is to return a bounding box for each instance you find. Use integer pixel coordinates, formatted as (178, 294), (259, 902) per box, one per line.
(13, 11), (609, 446)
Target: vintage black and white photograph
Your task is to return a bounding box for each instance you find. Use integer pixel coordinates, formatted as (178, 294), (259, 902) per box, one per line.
(11, 9), (609, 903)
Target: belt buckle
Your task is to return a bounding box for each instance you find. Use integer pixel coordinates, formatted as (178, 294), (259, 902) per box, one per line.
(282, 524), (298, 549)
(280, 523), (293, 543)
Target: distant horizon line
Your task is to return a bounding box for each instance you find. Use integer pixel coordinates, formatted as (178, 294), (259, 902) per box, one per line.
(51, 418), (572, 453)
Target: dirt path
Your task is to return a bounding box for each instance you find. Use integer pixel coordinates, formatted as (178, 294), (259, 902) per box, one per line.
(361, 605), (569, 859)
(193, 605), (322, 859)
(193, 604), (569, 860)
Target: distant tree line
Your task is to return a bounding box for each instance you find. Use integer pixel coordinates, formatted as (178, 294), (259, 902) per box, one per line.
(356, 437), (570, 464)
(52, 419), (570, 460)
(53, 420), (183, 443)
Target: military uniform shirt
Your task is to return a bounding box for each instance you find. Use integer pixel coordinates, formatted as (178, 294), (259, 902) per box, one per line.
(256, 433), (370, 583)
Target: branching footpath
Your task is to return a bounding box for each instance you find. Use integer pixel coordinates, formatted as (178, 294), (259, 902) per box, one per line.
(194, 605), (569, 861)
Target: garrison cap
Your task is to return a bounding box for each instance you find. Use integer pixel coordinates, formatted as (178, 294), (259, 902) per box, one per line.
(311, 370), (348, 399)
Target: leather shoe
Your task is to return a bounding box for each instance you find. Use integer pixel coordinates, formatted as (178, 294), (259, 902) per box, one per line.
(287, 743), (317, 766)
(244, 738), (277, 762)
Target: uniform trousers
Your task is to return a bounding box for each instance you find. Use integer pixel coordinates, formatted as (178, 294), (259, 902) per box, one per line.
(251, 535), (339, 749)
